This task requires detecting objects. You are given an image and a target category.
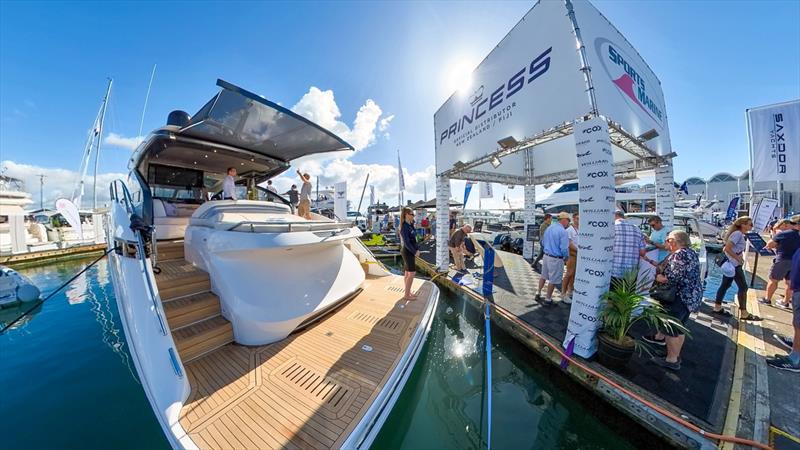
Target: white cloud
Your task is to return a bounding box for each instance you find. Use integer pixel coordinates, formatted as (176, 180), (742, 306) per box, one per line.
(104, 133), (144, 150)
(378, 114), (394, 138)
(0, 160), (125, 210)
(291, 87), (388, 152)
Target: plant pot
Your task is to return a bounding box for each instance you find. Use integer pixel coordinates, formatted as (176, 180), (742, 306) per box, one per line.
(597, 332), (635, 369)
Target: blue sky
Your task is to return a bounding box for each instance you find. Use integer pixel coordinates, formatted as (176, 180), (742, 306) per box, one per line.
(1, 0), (798, 208)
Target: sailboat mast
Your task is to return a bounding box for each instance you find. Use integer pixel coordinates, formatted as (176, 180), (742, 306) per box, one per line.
(92, 78), (113, 211)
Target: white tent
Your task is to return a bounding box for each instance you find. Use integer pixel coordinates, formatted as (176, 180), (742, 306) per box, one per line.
(433, 0), (675, 358)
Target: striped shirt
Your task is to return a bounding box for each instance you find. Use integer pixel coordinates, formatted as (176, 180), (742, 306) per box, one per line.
(612, 219), (645, 277)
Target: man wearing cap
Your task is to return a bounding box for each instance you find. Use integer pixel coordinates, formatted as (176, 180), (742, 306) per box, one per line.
(761, 218), (800, 308)
(536, 212), (570, 305)
(612, 210), (652, 287)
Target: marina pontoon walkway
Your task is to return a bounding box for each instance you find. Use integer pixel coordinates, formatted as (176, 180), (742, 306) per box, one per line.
(176, 274), (433, 450)
(416, 240), (735, 435)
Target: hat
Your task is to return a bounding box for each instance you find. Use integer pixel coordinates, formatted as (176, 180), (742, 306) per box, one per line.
(614, 209), (625, 217)
(790, 214), (800, 225)
(557, 212), (571, 221)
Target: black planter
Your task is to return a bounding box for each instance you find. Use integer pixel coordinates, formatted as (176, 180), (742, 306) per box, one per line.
(597, 332), (635, 369)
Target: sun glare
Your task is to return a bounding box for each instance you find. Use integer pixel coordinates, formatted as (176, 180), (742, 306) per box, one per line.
(445, 60), (474, 95)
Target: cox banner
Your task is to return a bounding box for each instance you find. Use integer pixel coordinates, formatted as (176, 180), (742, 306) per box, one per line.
(654, 165), (675, 231)
(564, 117), (616, 358)
(748, 100), (800, 183)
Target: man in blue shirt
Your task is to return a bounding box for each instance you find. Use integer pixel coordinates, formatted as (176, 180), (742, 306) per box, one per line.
(760, 219), (800, 307)
(766, 231), (800, 372)
(535, 212), (570, 305)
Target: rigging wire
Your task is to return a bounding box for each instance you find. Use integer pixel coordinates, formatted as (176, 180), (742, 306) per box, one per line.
(0, 248), (113, 334)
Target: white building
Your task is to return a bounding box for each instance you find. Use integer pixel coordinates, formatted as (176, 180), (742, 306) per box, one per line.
(681, 171), (799, 215)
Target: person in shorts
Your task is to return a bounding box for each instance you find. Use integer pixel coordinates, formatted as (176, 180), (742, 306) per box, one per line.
(399, 207), (420, 300)
(448, 224), (472, 271)
(535, 212), (570, 305)
(296, 170), (313, 219)
(760, 219), (800, 307)
(766, 240), (800, 372)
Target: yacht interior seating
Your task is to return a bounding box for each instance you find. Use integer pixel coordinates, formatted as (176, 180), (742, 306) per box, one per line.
(152, 199), (200, 240)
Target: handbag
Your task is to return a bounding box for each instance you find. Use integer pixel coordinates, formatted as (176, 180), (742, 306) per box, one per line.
(714, 252), (727, 267)
(650, 282), (677, 305)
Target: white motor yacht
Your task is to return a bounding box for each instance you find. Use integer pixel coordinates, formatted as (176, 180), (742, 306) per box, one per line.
(106, 80), (439, 450)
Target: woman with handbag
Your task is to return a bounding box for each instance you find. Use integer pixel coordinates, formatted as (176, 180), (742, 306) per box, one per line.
(645, 230), (703, 370)
(714, 216), (762, 321)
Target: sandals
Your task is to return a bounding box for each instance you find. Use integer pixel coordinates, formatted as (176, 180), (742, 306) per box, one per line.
(740, 312), (762, 321)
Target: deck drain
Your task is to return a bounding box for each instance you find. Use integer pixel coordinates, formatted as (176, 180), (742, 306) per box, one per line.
(386, 286), (404, 293)
(274, 360), (357, 414)
(347, 312), (405, 334)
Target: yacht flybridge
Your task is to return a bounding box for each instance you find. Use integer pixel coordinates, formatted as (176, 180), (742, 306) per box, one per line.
(107, 80), (438, 449)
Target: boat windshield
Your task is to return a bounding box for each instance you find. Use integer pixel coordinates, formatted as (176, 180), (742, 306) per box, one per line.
(180, 80), (354, 162)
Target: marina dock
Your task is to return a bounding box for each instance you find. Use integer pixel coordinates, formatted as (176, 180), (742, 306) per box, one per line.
(415, 240), (799, 450)
(0, 243), (107, 269)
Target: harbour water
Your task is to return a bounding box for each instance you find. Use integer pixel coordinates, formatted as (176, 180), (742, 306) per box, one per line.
(1, 255), (736, 449)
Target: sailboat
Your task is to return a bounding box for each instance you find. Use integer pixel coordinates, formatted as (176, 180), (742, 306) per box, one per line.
(106, 80), (439, 449)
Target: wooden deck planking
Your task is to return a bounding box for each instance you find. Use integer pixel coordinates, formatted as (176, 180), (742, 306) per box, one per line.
(178, 274), (433, 449)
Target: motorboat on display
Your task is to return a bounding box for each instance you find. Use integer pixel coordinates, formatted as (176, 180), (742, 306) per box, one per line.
(0, 175), (59, 255)
(626, 212), (709, 281)
(106, 80), (439, 449)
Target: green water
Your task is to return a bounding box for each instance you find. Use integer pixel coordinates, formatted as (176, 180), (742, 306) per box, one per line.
(2, 258), (643, 449)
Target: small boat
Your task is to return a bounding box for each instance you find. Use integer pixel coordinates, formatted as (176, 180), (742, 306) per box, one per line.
(0, 266), (40, 307)
(106, 80), (439, 450)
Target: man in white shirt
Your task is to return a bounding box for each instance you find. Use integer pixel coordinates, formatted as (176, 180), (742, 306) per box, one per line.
(223, 167), (237, 200)
(266, 180), (277, 194)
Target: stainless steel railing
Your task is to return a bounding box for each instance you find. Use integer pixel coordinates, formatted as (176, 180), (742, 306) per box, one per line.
(110, 179), (168, 336)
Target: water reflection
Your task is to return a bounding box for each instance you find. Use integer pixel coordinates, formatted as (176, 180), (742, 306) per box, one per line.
(85, 261), (138, 382)
(0, 302), (42, 332)
(373, 292), (636, 450)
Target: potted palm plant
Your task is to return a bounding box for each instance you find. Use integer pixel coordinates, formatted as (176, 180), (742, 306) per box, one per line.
(596, 270), (688, 369)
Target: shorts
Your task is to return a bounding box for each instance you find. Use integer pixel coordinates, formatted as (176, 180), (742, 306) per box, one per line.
(793, 291), (800, 328)
(769, 259), (792, 281)
(401, 249), (416, 273)
(663, 300), (691, 337)
(541, 254), (564, 285)
(565, 249), (577, 276)
(297, 199), (311, 217)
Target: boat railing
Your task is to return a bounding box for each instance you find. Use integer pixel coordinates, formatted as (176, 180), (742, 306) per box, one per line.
(226, 220), (353, 234)
(110, 178), (168, 336)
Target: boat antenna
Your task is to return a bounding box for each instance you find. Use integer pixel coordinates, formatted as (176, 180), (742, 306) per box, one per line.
(92, 78), (113, 211)
(38, 174), (46, 210)
(138, 64), (157, 137)
(356, 172), (370, 216)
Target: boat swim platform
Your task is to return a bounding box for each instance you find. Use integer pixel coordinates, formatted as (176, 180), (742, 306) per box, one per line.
(0, 243), (107, 269)
(177, 274), (434, 450)
(414, 239), (795, 450)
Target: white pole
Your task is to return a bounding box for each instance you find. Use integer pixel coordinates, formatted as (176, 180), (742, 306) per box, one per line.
(746, 109), (754, 214)
(93, 78), (113, 211)
(138, 64), (157, 137)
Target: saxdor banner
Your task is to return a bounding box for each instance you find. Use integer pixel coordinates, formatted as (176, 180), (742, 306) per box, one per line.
(748, 100), (800, 183)
(564, 117), (616, 358)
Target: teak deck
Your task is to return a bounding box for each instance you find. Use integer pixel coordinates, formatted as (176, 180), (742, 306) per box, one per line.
(177, 274), (433, 450)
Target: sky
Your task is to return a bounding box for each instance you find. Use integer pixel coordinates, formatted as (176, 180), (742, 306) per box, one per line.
(1, 0), (798, 211)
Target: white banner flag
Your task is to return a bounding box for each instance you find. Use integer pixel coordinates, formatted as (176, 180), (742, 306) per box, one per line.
(748, 100), (800, 183)
(479, 182), (493, 198)
(55, 198), (84, 240)
(334, 181), (347, 221)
